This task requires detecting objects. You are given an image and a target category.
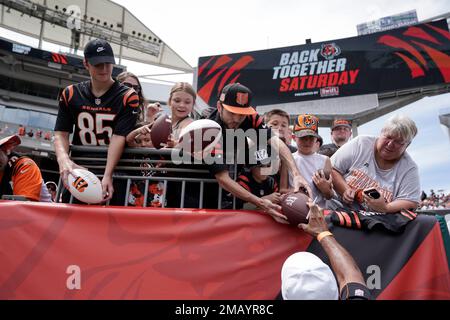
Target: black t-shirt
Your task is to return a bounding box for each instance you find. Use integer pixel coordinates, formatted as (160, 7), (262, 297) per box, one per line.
(235, 170), (278, 208)
(55, 80), (139, 146)
(206, 109), (272, 176)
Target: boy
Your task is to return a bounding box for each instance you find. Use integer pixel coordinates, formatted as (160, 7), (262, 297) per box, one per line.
(284, 115), (333, 208)
(54, 39), (139, 205)
(234, 151), (281, 210)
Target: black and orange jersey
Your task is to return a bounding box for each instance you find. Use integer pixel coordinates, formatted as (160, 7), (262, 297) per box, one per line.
(207, 109), (273, 175)
(234, 170), (278, 208)
(0, 154), (45, 201)
(54, 80), (139, 146)
(237, 171), (278, 197)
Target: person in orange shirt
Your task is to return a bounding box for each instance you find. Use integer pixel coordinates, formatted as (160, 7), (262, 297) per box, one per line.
(18, 125), (26, 136)
(0, 135), (52, 202)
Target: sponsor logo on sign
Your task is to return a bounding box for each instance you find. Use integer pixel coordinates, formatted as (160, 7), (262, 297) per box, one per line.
(320, 87), (339, 97)
(320, 43), (341, 60)
(12, 44), (31, 55)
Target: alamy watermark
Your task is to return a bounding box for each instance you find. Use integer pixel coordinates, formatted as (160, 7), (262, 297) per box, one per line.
(170, 128), (282, 175)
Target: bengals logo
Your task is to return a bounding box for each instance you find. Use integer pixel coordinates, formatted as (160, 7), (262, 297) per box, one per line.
(320, 43), (341, 60)
(236, 92), (249, 106)
(295, 114), (318, 132)
(72, 177), (88, 193)
(303, 115), (317, 128)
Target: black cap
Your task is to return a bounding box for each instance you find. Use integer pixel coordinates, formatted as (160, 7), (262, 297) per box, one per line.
(219, 83), (256, 115)
(84, 39), (116, 66)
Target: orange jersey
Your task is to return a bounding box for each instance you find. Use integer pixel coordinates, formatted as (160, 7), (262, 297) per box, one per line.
(0, 156), (43, 201)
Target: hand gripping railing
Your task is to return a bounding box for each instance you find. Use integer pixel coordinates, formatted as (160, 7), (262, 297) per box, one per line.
(56, 145), (239, 209)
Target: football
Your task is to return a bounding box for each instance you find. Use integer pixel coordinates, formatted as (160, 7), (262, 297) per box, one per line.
(280, 192), (310, 225)
(178, 119), (222, 154)
(68, 169), (103, 204)
(150, 114), (172, 149)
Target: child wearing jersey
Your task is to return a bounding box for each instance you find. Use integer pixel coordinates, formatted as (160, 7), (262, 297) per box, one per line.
(285, 115), (333, 208)
(54, 39), (139, 205)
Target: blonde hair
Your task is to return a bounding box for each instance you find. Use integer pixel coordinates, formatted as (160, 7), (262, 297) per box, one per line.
(169, 82), (196, 104)
(381, 114), (418, 143)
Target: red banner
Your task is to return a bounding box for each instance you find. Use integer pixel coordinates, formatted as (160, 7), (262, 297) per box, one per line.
(0, 201), (448, 299)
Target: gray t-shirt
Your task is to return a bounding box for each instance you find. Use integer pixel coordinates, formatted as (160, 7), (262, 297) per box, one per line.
(331, 135), (420, 206)
(289, 152), (328, 208)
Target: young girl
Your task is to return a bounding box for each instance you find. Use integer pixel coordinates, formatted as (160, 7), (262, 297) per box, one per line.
(283, 114), (333, 208)
(126, 82), (195, 148)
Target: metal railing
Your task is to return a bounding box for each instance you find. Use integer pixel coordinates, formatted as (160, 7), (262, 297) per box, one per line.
(56, 145), (239, 209)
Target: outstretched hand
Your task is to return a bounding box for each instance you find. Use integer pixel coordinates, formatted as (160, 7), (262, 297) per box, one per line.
(298, 201), (329, 237)
(258, 198), (289, 224)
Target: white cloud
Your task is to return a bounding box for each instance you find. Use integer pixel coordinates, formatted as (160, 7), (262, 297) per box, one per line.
(408, 144), (450, 170)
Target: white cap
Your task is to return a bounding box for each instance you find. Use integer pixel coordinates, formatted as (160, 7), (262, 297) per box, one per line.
(281, 252), (339, 300)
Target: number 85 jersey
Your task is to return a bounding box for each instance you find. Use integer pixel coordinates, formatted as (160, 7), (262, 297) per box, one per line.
(54, 81), (139, 146)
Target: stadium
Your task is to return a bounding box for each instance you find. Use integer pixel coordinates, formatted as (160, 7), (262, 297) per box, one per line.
(0, 0), (449, 303)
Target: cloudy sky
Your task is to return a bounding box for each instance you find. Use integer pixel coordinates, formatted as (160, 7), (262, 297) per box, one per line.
(110, 0), (450, 193)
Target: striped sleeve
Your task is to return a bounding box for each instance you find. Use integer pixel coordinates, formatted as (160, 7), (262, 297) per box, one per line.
(237, 175), (251, 192)
(11, 158), (43, 201)
(55, 85), (75, 132)
(123, 89), (140, 109)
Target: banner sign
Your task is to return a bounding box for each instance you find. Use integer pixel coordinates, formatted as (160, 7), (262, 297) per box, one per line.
(0, 38), (125, 76)
(197, 19), (450, 107)
(0, 202), (448, 299)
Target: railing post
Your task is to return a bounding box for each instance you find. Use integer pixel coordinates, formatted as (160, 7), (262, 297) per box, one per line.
(124, 178), (131, 207)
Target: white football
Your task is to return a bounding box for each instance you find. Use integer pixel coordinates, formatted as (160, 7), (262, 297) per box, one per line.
(68, 169), (103, 204)
(178, 119), (222, 154)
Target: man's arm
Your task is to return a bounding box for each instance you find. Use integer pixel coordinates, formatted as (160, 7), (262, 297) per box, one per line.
(102, 134), (126, 202)
(299, 204), (366, 292)
(269, 135), (311, 196)
(331, 168), (355, 204)
(54, 131), (85, 188)
(279, 164), (293, 194)
(363, 195), (417, 213)
(215, 170), (287, 222)
(312, 158), (333, 199)
(319, 234), (366, 290)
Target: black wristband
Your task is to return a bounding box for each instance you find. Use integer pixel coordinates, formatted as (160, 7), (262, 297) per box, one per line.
(340, 282), (371, 300)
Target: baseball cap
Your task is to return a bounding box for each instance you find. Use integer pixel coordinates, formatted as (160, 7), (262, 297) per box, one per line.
(281, 252), (339, 300)
(219, 83), (256, 115)
(0, 135), (21, 153)
(331, 119), (352, 130)
(293, 114), (320, 138)
(84, 39), (116, 66)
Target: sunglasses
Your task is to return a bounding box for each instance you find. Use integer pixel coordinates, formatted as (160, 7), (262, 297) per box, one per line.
(122, 82), (141, 92)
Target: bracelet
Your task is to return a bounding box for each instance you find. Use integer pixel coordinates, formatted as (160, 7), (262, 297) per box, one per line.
(317, 231), (333, 242)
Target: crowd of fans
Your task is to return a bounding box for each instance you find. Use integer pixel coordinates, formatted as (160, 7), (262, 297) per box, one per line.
(0, 123), (54, 142)
(420, 190), (450, 210)
(2, 38), (447, 300)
